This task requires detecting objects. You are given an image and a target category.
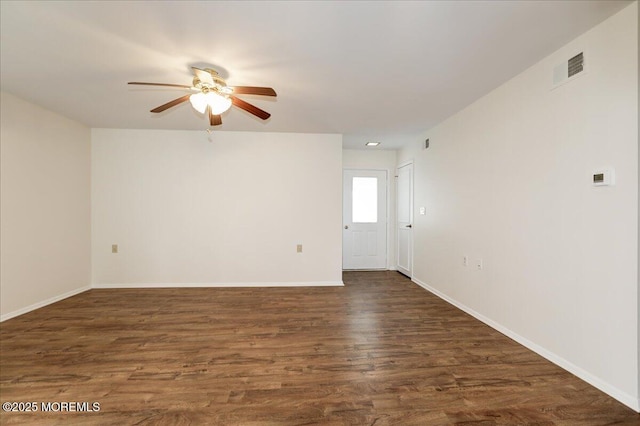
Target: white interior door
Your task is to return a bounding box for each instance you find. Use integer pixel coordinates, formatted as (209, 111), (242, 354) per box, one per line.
(397, 162), (413, 277)
(343, 169), (387, 270)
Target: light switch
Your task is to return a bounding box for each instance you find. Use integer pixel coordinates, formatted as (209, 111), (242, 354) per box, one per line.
(419, 206), (426, 215)
(297, 244), (303, 253)
(112, 244), (118, 254)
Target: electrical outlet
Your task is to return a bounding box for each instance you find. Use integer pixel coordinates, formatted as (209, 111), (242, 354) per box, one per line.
(297, 244), (303, 253)
(463, 256), (468, 267)
(112, 244), (118, 254)
(476, 259), (483, 270)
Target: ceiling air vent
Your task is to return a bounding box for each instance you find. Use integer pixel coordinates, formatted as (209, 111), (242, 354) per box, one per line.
(552, 50), (586, 89)
(568, 52), (584, 78)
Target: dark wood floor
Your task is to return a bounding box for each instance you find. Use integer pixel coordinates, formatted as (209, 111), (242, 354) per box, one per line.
(1, 271), (637, 425)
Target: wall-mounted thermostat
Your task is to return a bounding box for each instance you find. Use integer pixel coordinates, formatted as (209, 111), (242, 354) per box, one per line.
(592, 169), (615, 186)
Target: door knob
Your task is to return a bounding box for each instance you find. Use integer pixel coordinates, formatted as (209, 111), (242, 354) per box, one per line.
(344, 225), (349, 229)
(406, 224), (412, 228)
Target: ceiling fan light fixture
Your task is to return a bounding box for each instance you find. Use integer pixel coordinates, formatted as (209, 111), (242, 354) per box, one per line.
(189, 92), (208, 114)
(205, 92), (232, 115)
(130, 67), (276, 125)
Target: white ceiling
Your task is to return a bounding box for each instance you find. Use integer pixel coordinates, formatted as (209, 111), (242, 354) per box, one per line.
(0, 1), (631, 150)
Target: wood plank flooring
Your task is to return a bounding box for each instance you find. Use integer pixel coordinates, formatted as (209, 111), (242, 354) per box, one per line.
(1, 271), (638, 425)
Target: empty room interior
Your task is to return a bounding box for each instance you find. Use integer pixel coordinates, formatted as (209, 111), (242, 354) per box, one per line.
(1, 1), (639, 424)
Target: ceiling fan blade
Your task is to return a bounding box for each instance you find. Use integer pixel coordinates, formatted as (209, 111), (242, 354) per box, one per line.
(209, 109), (222, 126)
(150, 94), (191, 113)
(191, 67), (214, 86)
(231, 96), (271, 120)
(128, 82), (192, 89)
(230, 86), (277, 96)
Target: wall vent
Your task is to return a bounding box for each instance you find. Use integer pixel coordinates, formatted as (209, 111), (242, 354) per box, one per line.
(568, 52), (584, 77)
(552, 50), (586, 89)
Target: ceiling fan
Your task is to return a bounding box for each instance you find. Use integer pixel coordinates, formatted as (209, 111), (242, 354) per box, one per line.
(128, 67), (276, 126)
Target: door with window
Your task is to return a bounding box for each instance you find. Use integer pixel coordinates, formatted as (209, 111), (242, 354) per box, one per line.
(343, 169), (387, 270)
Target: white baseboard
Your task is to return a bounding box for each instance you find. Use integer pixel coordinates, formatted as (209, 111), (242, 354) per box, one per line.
(92, 281), (344, 289)
(411, 277), (640, 413)
(1, 285), (91, 322)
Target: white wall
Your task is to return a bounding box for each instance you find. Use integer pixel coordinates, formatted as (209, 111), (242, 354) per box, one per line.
(343, 149), (398, 270)
(0, 92), (91, 320)
(92, 129), (343, 286)
(399, 2), (639, 410)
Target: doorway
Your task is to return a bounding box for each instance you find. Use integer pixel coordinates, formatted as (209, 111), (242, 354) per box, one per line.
(342, 169), (387, 270)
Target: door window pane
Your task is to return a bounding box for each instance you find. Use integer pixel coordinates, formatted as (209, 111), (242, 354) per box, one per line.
(352, 177), (377, 223)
